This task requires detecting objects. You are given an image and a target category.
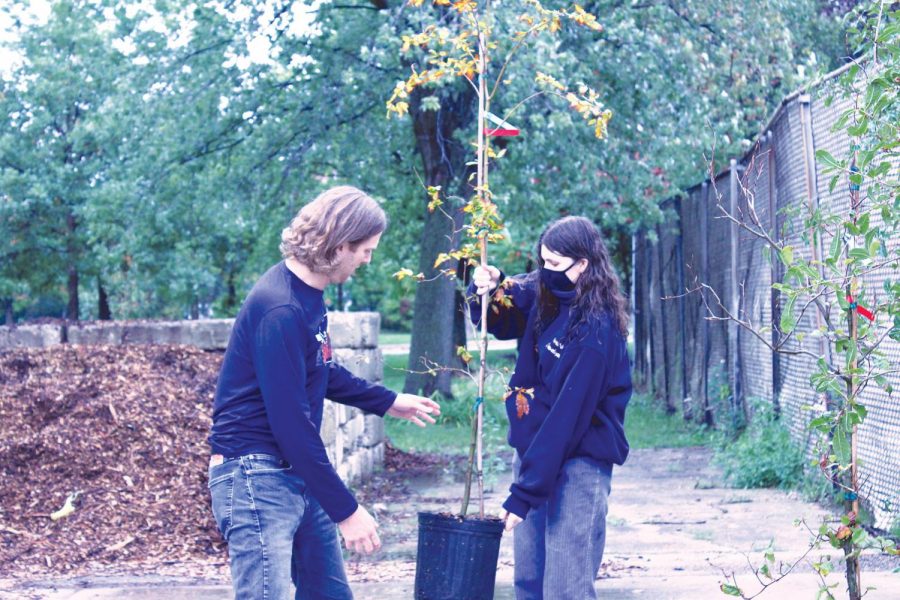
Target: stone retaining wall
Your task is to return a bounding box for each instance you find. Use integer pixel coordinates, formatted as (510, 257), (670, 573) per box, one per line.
(0, 313), (388, 484)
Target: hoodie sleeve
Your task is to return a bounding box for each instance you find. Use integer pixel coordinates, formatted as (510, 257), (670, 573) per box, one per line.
(252, 306), (358, 523)
(326, 362), (397, 416)
(466, 273), (536, 340)
(502, 344), (609, 519)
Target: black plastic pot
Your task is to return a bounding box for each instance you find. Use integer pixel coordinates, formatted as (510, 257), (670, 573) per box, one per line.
(414, 511), (505, 600)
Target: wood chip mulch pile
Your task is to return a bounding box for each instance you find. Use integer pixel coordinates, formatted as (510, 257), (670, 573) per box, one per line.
(0, 344), (225, 579)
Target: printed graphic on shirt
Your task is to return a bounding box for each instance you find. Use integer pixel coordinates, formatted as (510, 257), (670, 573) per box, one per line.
(315, 316), (333, 365)
(545, 337), (565, 359)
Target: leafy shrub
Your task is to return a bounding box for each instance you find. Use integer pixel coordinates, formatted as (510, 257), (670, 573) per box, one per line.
(715, 399), (805, 489)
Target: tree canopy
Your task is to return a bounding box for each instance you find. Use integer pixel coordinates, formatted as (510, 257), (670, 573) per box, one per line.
(0, 0), (856, 357)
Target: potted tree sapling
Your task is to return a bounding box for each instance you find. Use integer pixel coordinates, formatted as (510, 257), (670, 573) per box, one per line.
(386, 2), (611, 598)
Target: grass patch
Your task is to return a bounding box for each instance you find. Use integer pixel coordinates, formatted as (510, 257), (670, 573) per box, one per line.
(625, 392), (715, 449)
(385, 358), (716, 455)
(383, 350), (515, 456)
(379, 331), (411, 346)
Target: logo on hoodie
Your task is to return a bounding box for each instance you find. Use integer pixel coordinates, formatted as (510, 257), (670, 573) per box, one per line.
(545, 337), (565, 359)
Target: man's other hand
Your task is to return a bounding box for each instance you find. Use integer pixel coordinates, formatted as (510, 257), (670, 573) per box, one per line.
(338, 505), (381, 554)
(386, 393), (441, 427)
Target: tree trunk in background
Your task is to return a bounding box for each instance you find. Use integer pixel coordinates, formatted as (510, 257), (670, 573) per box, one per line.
(98, 277), (111, 320)
(3, 299), (12, 325)
(403, 86), (476, 397)
(66, 267), (79, 321)
(65, 212), (79, 321)
(614, 230), (632, 301)
(223, 269), (238, 315)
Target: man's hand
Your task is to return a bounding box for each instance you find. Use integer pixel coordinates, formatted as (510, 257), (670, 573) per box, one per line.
(472, 265), (502, 296)
(500, 509), (523, 532)
(338, 505), (381, 554)
(387, 393), (441, 427)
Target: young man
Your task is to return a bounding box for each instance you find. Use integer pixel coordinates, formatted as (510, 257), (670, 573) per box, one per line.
(208, 186), (440, 599)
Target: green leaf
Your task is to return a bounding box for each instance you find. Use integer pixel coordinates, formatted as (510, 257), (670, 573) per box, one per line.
(832, 110), (851, 130)
(720, 583), (743, 596)
(868, 239), (881, 258)
(815, 149), (842, 171)
(856, 213), (869, 235)
(847, 118), (869, 137)
(846, 339), (858, 368)
(833, 427), (850, 467)
(781, 296), (797, 334)
(829, 233), (842, 262)
(809, 415), (833, 431)
(867, 161), (891, 179)
(849, 248), (870, 262)
(780, 245), (794, 267)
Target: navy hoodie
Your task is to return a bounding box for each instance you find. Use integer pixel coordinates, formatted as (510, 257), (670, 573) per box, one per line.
(209, 261), (397, 523)
(469, 273), (631, 519)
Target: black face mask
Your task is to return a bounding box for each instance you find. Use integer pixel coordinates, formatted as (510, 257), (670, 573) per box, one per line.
(540, 261), (578, 292)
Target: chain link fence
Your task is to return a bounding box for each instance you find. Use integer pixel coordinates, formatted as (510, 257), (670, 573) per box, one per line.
(633, 66), (899, 531)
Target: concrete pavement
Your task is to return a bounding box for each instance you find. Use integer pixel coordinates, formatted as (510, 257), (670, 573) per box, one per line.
(5, 447), (899, 599)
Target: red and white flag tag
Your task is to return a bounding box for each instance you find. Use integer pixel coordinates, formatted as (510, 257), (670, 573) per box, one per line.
(484, 112), (520, 137)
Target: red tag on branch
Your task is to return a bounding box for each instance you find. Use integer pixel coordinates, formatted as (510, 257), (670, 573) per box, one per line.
(846, 295), (875, 321)
(484, 112), (519, 137)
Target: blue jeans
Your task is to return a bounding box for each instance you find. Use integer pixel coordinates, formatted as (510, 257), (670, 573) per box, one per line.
(208, 454), (353, 600)
(512, 456), (612, 600)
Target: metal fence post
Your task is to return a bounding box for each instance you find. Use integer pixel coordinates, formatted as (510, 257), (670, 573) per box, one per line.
(766, 130), (782, 412)
(729, 160), (745, 428)
(657, 221), (673, 412)
(676, 196), (691, 420)
(799, 94), (834, 373)
(700, 181), (711, 425)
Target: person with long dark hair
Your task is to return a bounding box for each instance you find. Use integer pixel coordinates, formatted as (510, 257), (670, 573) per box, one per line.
(469, 215), (631, 599)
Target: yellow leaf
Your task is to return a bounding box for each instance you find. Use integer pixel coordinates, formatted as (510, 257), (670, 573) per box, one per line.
(456, 346), (473, 364)
(453, 0), (477, 12)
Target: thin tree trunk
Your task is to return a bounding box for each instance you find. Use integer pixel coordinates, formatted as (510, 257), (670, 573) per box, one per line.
(98, 277), (111, 320)
(453, 287), (467, 353)
(65, 212), (79, 321)
(403, 85), (476, 397)
(405, 206), (456, 397)
(3, 298), (12, 325)
(844, 283), (862, 600)
(66, 266), (79, 321)
(224, 270), (238, 314)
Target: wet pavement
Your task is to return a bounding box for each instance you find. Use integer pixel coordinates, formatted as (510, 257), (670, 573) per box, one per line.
(4, 447), (899, 599)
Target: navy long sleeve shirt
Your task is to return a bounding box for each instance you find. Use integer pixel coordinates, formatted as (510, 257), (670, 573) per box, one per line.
(469, 274), (631, 519)
(209, 261), (397, 523)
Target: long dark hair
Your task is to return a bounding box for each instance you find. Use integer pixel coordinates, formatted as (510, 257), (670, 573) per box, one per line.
(531, 216), (629, 341)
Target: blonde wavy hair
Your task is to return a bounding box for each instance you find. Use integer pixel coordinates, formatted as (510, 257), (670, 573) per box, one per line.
(280, 186), (387, 273)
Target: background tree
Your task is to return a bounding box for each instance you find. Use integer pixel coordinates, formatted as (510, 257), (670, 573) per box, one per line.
(0, 0), (857, 333)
